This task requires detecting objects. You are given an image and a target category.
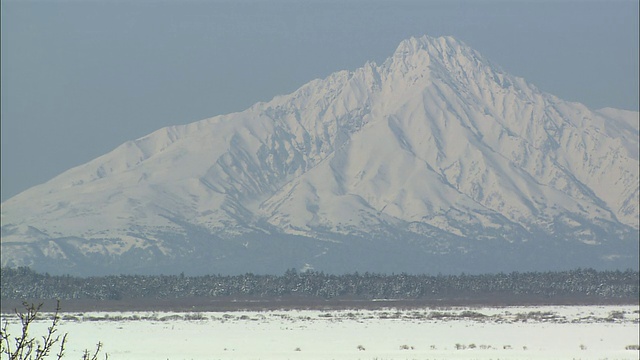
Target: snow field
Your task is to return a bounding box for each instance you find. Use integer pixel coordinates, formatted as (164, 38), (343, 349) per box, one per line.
(2, 305), (638, 359)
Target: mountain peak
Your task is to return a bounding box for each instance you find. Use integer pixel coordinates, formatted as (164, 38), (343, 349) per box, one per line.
(1, 35), (638, 275)
(392, 35), (476, 60)
(386, 35), (496, 90)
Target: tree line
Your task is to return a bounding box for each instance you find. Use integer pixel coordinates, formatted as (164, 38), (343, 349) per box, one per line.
(1, 267), (638, 302)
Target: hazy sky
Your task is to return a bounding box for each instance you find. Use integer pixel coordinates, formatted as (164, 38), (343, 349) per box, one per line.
(1, 0), (638, 202)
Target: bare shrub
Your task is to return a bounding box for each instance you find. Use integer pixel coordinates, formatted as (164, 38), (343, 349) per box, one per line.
(459, 311), (486, 319)
(184, 313), (206, 321)
(0, 301), (106, 360)
(428, 311), (449, 319)
(158, 315), (183, 321)
(608, 310), (625, 320)
(80, 343), (106, 360)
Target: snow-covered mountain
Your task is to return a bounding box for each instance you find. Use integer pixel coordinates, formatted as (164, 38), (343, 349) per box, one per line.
(2, 36), (638, 275)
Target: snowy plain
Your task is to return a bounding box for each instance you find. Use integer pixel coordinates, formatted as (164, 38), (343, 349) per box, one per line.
(3, 305), (639, 360)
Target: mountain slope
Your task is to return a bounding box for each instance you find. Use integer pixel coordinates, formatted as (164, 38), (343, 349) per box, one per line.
(2, 36), (638, 275)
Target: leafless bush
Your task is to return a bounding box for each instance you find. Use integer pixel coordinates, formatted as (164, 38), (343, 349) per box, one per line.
(0, 301), (106, 360)
(80, 343), (105, 360)
(608, 310), (625, 320)
(459, 311), (486, 319)
(184, 313), (206, 321)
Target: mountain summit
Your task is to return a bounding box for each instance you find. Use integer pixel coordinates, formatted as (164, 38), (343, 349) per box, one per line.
(2, 36), (638, 275)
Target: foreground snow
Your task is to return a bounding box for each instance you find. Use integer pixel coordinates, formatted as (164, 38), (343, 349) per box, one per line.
(3, 305), (639, 359)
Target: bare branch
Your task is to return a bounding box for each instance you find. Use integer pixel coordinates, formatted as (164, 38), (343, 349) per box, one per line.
(0, 300), (104, 360)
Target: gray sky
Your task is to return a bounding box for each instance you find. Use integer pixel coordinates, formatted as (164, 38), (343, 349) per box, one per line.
(1, 0), (638, 202)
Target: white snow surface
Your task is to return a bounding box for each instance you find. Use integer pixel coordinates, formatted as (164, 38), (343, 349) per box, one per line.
(1, 35), (638, 272)
(2, 305), (638, 359)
